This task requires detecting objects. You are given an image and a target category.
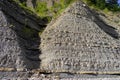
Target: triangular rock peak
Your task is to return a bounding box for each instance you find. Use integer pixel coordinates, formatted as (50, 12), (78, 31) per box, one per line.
(40, 1), (120, 74)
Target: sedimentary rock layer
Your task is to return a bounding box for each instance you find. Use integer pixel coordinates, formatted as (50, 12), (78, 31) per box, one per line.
(40, 1), (120, 73)
(0, 0), (44, 71)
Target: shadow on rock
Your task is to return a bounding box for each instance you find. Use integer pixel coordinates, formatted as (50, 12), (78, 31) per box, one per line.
(84, 4), (119, 39)
(94, 15), (119, 39)
(0, 0), (47, 70)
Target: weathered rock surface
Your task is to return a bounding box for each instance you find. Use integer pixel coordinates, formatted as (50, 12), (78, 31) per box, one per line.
(1, 0), (120, 79)
(40, 1), (120, 74)
(0, 0), (45, 79)
(26, 0), (37, 9)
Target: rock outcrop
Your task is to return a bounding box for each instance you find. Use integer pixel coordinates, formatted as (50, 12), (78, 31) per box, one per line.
(0, 0), (45, 79)
(40, 1), (120, 74)
(26, 0), (37, 9)
(1, 0), (120, 79)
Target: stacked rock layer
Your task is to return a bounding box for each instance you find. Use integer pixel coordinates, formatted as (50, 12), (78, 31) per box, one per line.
(40, 1), (120, 74)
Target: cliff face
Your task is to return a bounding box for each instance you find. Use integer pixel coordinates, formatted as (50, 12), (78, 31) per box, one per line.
(40, 1), (120, 73)
(0, 0), (120, 80)
(0, 0), (45, 78)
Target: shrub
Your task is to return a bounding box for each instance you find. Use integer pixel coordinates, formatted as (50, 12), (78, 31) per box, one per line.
(35, 2), (48, 17)
(84, 0), (120, 11)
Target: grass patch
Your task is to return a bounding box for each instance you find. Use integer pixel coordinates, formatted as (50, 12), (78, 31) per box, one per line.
(13, 0), (76, 35)
(13, 0), (76, 21)
(34, 0), (75, 21)
(82, 0), (120, 12)
(35, 2), (48, 17)
(22, 26), (36, 38)
(50, 0), (75, 18)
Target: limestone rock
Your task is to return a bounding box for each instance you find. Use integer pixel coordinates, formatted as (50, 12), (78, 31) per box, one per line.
(1, 0), (120, 79)
(0, 0), (44, 77)
(26, 0), (37, 9)
(40, 1), (120, 74)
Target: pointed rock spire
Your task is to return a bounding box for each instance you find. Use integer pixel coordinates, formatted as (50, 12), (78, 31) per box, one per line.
(40, 1), (120, 74)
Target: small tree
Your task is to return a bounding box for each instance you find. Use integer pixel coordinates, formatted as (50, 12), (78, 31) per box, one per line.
(85, 0), (120, 11)
(106, 0), (119, 11)
(107, 0), (118, 4)
(96, 0), (106, 9)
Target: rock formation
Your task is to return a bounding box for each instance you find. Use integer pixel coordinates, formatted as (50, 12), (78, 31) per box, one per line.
(40, 1), (120, 74)
(0, 0), (120, 79)
(0, 0), (45, 79)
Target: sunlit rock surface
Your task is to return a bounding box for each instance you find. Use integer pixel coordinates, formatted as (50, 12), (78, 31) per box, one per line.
(0, 0), (120, 79)
(40, 1), (120, 73)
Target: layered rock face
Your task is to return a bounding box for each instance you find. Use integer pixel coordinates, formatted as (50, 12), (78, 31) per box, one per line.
(1, 0), (120, 79)
(0, 0), (44, 72)
(40, 1), (120, 74)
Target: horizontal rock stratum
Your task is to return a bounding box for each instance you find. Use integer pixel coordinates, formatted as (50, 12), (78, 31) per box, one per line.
(0, 0), (120, 79)
(40, 1), (120, 74)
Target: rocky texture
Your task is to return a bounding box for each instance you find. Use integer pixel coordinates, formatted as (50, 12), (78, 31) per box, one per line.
(1, 0), (120, 80)
(26, 0), (37, 9)
(21, 0), (66, 9)
(0, 0), (45, 78)
(40, 1), (120, 74)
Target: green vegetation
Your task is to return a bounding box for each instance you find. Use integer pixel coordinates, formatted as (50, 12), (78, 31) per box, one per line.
(13, 0), (35, 15)
(34, 0), (75, 21)
(14, 0), (75, 22)
(14, 0), (120, 36)
(13, 0), (76, 36)
(21, 18), (36, 37)
(83, 0), (120, 12)
(39, 27), (46, 36)
(22, 26), (36, 37)
(34, 0), (75, 34)
(35, 2), (48, 17)
(49, 0), (75, 18)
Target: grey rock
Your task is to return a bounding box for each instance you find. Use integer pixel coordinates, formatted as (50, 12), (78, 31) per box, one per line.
(40, 1), (120, 74)
(26, 0), (37, 9)
(1, 0), (120, 79)
(0, 0), (44, 78)
(37, 0), (60, 8)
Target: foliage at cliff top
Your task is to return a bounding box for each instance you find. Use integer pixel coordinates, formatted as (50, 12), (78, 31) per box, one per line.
(35, 0), (75, 20)
(14, 0), (120, 22)
(83, 0), (120, 12)
(14, 0), (75, 22)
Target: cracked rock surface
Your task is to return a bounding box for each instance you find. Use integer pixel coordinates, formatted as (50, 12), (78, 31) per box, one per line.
(40, 1), (120, 74)
(0, 0), (45, 79)
(1, 0), (120, 80)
